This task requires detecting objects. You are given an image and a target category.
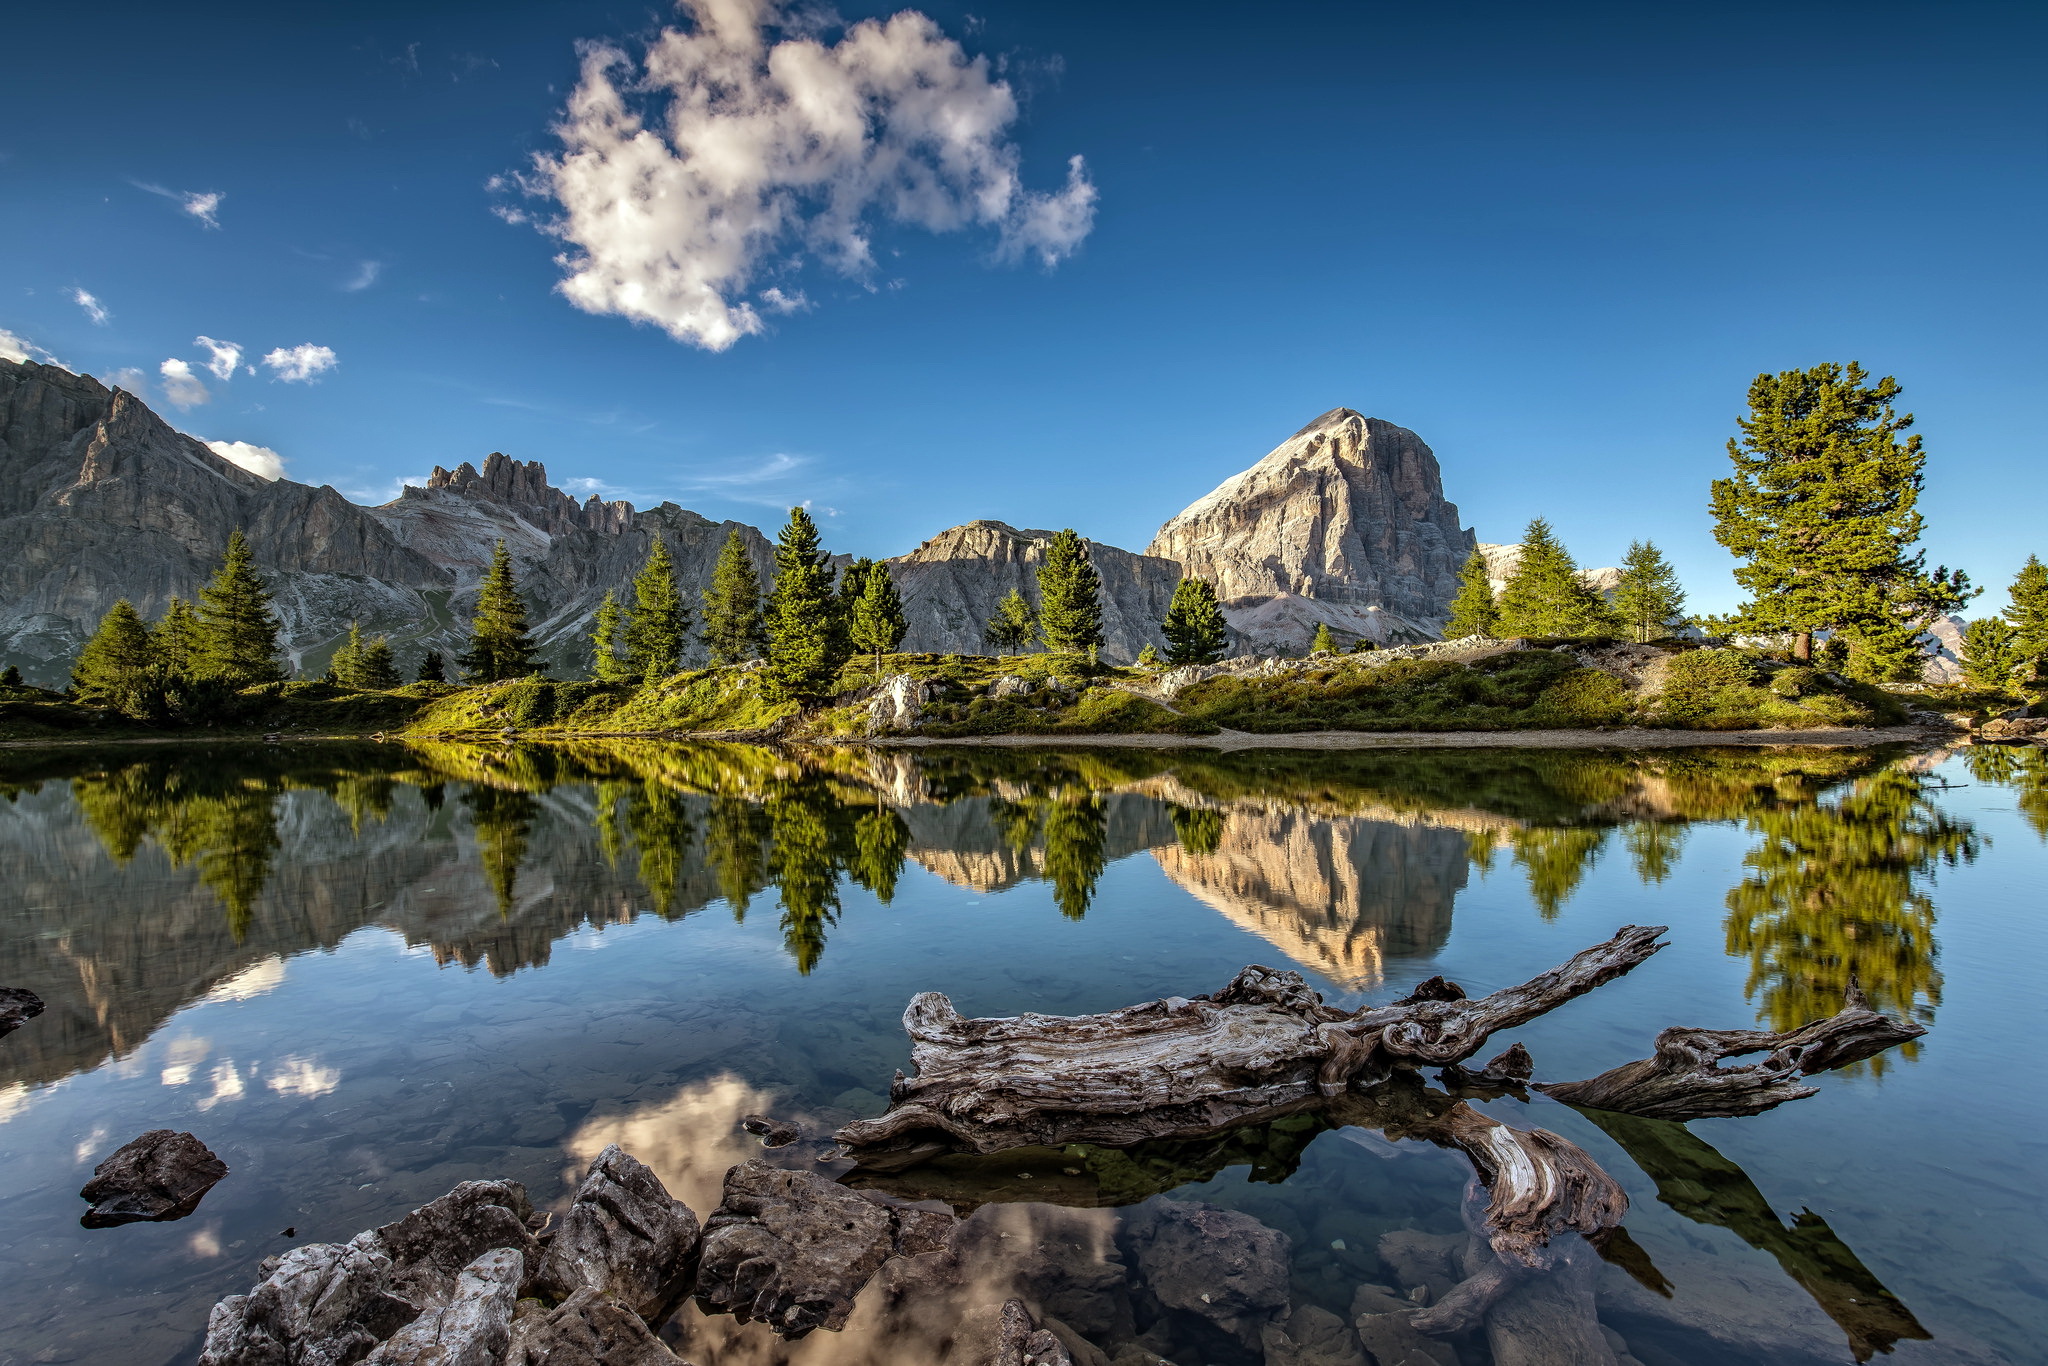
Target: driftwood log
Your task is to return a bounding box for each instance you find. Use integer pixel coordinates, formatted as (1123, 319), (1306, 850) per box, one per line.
(836, 925), (1667, 1164)
(1536, 981), (1925, 1120)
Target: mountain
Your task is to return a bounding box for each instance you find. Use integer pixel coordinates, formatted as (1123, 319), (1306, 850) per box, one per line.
(1146, 409), (1474, 651)
(1477, 541), (1623, 596)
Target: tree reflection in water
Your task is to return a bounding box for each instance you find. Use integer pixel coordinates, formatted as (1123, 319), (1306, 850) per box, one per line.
(1961, 742), (2048, 840)
(71, 758), (281, 939)
(460, 784), (539, 915)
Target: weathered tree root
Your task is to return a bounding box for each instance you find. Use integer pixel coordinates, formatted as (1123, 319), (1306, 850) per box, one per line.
(1536, 981), (1925, 1120)
(835, 925), (1667, 1163)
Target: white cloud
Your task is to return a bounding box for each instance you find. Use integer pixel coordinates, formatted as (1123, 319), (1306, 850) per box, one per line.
(195, 335), (242, 380)
(503, 0), (1095, 350)
(71, 288), (110, 325)
(343, 260), (382, 291)
(134, 181), (224, 228)
(758, 286), (809, 315)
(262, 343), (339, 382)
(1, 327), (63, 367)
(160, 357), (211, 409)
(207, 439), (286, 481)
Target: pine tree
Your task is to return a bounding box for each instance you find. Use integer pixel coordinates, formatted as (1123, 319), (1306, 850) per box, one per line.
(0, 665), (21, 688)
(589, 591), (631, 682)
(625, 536), (690, 681)
(1160, 578), (1228, 665)
(1710, 363), (1973, 679)
(1037, 530), (1105, 655)
(195, 529), (285, 685)
(984, 588), (1037, 655)
(1960, 618), (2024, 693)
(71, 600), (157, 699)
(357, 635), (400, 689)
(327, 622), (366, 685)
(764, 507), (841, 702)
(701, 527), (767, 666)
(1442, 551), (1499, 639)
(1136, 643), (1161, 668)
(849, 562), (909, 675)
(457, 541), (541, 683)
(416, 650), (447, 684)
(155, 598), (203, 677)
(1310, 622), (1338, 655)
(1612, 541), (1690, 643)
(2005, 555), (2048, 663)
(1494, 519), (1617, 639)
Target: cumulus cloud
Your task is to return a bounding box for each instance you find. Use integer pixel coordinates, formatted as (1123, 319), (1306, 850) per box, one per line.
(71, 288), (110, 325)
(262, 343), (338, 382)
(1, 328), (64, 367)
(195, 336), (242, 381)
(500, 0), (1096, 349)
(758, 286), (809, 314)
(343, 260), (382, 291)
(159, 357), (211, 408)
(134, 181), (225, 228)
(206, 439), (286, 481)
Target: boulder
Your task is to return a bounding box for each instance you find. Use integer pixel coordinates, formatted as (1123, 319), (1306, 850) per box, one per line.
(1260, 1305), (1367, 1366)
(506, 1287), (688, 1366)
(989, 675), (1032, 700)
(1122, 1200), (1290, 1345)
(78, 1129), (228, 1226)
(1351, 1311), (1460, 1366)
(0, 985), (44, 1035)
(983, 1297), (1079, 1366)
(740, 1114), (801, 1147)
(363, 1247), (523, 1366)
(868, 675), (931, 735)
(375, 1180), (544, 1310)
(536, 1144), (698, 1321)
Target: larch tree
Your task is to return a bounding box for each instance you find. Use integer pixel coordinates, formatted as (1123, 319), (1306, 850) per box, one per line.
(589, 590), (632, 682)
(1037, 530), (1105, 656)
(71, 600), (156, 699)
(457, 540), (541, 682)
(625, 537), (690, 681)
(2004, 555), (2048, 662)
(1160, 577), (1228, 665)
(1612, 541), (1690, 643)
(1494, 518), (1617, 639)
(1709, 362), (1973, 679)
(1442, 551), (1499, 639)
(849, 561), (909, 676)
(701, 527), (767, 666)
(1309, 622), (1338, 655)
(196, 529), (285, 685)
(984, 588), (1037, 655)
(764, 506), (843, 702)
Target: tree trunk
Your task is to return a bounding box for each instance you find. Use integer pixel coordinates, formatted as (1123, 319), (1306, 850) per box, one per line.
(1793, 630), (1813, 662)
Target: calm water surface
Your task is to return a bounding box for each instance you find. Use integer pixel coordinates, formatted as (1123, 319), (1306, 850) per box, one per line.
(0, 740), (2042, 1365)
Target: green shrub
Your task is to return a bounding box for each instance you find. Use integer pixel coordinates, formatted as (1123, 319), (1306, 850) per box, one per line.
(501, 678), (557, 728)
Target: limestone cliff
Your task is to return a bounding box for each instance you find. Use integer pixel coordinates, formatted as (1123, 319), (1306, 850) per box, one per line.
(1147, 409), (1474, 652)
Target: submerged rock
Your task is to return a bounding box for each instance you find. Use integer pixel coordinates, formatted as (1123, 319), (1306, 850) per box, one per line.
(740, 1114), (801, 1147)
(0, 986), (43, 1035)
(78, 1129), (228, 1227)
(536, 1144), (699, 1320)
(1122, 1200), (1291, 1345)
(985, 1296), (1078, 1366)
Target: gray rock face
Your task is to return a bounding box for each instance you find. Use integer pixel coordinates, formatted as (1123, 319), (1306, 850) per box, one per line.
(77, 1129), (228, 1226)
(506, 1288), (686, 1366)
(363, 1248), (524, 1366)
(536, 1144), (699, 1320)
(1146, 409), (1474, 651)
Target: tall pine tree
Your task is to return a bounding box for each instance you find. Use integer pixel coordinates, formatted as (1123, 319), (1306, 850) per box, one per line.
(327, 622), (366, 684)
(1612, 540), (1689, 643)
(849, 562), (908, 675)
(625, 537), (690, 680)
(1494, 519), (1616, 639)
(457, 541), (541, 682)
(589, 590), (631, 682)
(984, 589), (1037, 655)
(1037, 529), (1105, 656)
(356, 634), (401, 689)
(1442, 551), (1499, 639)
(196, 529), (285, 685)
(1160, 578), (1227, 665)
(1960, 618), (2023, 693)
(2004, 555), (2048, 663)
(416, 650), (447, 684)
(764, 507), (843, 702)
(71, 600), (156, 700)
(701, 527), (767, 665)
(1710, 363), (1972, 679)
(155, 598), (203, 677)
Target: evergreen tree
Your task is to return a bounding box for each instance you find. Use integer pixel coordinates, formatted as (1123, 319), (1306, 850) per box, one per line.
(155, 598), (203, 677)
(1442, 551), (1499, 639)
(457, 541), (541, 683)
(625, 536), (690, 681)
(701, 527), (767, 665)
(1710, 363), (1973, 679)
(1612, 540), (1690, 643)
(71, 600), (157, 699)
(849, 561), (909, 675)
(357, 635), (401, 689)
(984, 588), (1037, 655)
(1037, 529), (1105, 655)
(327, 622), (366, 685)
(416, 650), (447, 684)
(1494, 519), (1617, 639)
(589, 591), (631, 682)
(1960, 618), (2024, 693)
(764, 507), (842, 702)
(0, 665), (20, 688)
(1310, 622), (1338, 655)
(1160, 577), (1228, 665)
(2004, 555), (2048, 663)
(1136, 643), (1161, 668)
(195, 529), (285, 685)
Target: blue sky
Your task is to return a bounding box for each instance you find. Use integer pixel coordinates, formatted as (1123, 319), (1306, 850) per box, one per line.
(2, 0), (2041, 613)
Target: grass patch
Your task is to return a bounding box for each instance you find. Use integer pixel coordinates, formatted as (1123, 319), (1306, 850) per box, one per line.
(1643, 650), (1904, 730)
(1176, 651), (1631, 732)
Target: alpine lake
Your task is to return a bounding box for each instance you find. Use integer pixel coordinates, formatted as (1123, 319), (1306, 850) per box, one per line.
(0, 737), (2043, 1366)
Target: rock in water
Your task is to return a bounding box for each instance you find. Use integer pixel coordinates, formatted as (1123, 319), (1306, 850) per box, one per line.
(0, 986), (44, 1035)
(1146, 408), (1475, 652)
(78, 1129), (228, 1226)
(1123, 1200), (1291, 1346)
(363, 1247), (523, 1366)
(536, 1144), (700, 1320)
(506, 1288), (688, 1366)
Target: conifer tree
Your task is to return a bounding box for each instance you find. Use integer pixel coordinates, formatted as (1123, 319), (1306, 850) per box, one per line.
(764, 507), (841, 702)
(327, 622), (366, 685)
(625, 536), (690, 681)
(155, 598), (203, 677)
(71, 600), (157, 699)
(849, 561), (909, 676)
(1160, 578), (1228, 665)
(1310, 622), (1338, 655)
(1612, 540), (1690, 643)
(1442, 551), (1499, 639)
(1960, 618), (2023, 693)
(2005, 555), (2048, 663)
(984, 588), (1037, 655)
(701, 527), (767, 665)
(196, 529), (285, 685)
(457, 540), (541, 683)
(1494, 518), (1617, 639)
(1710, 363), (1973, 679)
(1037, 530), (1105, 655)
(357, 635), (401, 689)
(0, 665), (21, 689)
(589, 590), (631, 682)
(416, 650), (447, 684)
(1136, 643), (1160, 668)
